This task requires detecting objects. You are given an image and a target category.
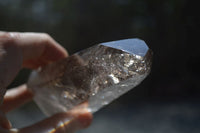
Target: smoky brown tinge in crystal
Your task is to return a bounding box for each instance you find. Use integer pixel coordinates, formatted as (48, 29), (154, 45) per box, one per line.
(28, 39), (152, 115)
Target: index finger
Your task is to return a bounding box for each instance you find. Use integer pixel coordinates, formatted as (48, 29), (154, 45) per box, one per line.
(7, 32), (68, 69)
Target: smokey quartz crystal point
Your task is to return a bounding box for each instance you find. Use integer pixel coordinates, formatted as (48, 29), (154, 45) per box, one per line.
(28, 38), (152, 115)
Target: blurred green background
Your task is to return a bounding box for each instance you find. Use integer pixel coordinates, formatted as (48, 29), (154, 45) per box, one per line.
(1, 0), (200, 133)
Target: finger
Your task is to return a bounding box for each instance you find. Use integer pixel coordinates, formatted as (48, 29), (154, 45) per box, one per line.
(0, 84), (33, 113)
(18, 108), (92, 133)
(0, 35), (23, 102)
(1, 31), (68, 69)
(0, 31), (68, 101)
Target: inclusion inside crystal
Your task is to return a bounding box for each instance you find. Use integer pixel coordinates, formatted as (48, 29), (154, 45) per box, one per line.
(28, 38), (152, 116)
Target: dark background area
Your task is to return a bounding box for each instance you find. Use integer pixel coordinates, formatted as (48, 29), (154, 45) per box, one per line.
(1, 0), (200, 133)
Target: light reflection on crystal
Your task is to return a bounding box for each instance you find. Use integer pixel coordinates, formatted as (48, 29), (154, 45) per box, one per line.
(109, 74), (120, 84)
(102, 101), (109, 105)
(124, 59), (134, 67)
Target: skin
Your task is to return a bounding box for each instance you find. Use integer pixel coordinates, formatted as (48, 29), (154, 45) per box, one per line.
(0, 31), (92, 133)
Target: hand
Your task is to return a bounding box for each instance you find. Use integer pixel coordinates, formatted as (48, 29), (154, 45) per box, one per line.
(0, 31), (92, 133)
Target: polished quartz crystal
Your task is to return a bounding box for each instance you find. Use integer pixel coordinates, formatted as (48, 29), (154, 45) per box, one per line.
(27, 38), (152, 116)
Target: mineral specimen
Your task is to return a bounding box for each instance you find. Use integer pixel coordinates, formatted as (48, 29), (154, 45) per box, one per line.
(27, 38), (152, 116)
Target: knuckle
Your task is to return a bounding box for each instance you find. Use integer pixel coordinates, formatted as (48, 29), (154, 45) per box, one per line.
(0, 31), (9, 38)
(0, 32), (12, 43)
(0, 32), (19, 44)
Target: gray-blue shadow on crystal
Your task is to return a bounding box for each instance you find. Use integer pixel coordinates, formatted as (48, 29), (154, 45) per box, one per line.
(101, 38), (149, 57)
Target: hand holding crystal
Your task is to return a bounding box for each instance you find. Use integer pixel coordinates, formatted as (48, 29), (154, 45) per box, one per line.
(0, 31), (92, 133)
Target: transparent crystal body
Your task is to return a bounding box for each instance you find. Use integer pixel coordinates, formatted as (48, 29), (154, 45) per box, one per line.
(28, 39), (152, 115)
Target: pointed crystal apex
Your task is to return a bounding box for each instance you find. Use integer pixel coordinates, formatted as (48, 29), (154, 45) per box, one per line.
(28, 38), (153, 115)
(101, 39), (149, 57)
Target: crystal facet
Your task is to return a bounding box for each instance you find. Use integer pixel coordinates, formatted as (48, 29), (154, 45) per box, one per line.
(27, 38), (152, 115)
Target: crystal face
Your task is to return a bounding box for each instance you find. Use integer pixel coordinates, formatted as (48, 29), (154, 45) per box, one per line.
(28, 38), (152, 115)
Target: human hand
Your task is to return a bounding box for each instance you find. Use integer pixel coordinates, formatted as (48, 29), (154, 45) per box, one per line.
(0, 31), (92, 133)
